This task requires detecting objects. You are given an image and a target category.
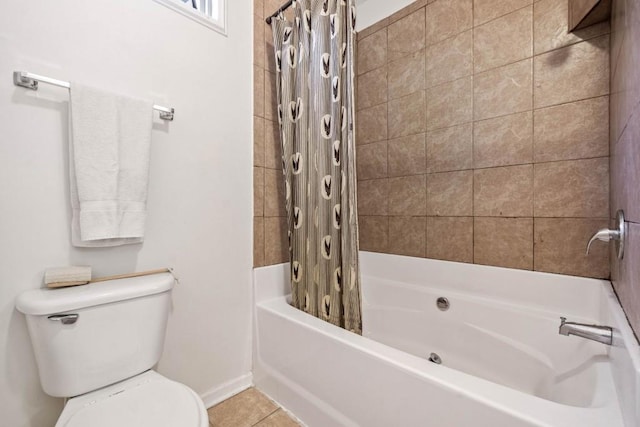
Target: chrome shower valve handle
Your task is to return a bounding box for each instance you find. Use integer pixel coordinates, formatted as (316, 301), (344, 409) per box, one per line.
(586, 210), (625, 259)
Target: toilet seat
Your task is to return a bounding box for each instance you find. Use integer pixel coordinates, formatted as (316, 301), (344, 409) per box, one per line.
(55, 370), (208, 427)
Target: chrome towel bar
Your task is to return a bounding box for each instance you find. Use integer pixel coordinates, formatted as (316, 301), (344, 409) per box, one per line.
(13, 71), (174, 121)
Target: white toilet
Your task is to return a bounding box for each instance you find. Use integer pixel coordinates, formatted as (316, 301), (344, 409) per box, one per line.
(16, 273), (209, 427)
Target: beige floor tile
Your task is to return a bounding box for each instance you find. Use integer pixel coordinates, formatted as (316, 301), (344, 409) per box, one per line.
(208, 388), (278, 427)
(254, 409), (301, 427)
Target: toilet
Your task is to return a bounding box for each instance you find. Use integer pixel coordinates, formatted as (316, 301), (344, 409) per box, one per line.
(15, 273), (209, 427)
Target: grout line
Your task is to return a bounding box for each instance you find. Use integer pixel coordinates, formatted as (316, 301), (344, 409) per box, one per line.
(357, 154), (610, 182)
(471, 0), (476, 264)
(251, 408), (280, 427)
(474, 31), (611, 77)
(531, 14), (536, 273)
(473, 2), (532, 30)
(361, 214), (611, 220)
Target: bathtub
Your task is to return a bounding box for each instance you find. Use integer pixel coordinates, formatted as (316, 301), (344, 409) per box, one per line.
(253, 252), (640, 427)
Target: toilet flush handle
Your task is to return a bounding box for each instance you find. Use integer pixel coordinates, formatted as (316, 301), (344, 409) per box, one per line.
(48, 314), (79, 325)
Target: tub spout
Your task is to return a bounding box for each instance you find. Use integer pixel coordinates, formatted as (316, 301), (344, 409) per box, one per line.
(559, 317), (613, 345)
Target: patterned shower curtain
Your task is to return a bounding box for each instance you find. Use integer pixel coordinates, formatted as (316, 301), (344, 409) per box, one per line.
(271, 0), (361, 333)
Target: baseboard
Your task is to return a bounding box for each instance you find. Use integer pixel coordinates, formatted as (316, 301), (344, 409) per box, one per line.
(200, 372), (253, 408)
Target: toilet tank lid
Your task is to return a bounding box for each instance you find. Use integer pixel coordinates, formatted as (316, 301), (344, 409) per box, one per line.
(16, 273), (174, 315)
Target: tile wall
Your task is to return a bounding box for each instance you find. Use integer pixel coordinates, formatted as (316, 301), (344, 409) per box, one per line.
(254, 0), (291, 267)
(610, 0), (640, 334)
(355, 0), (611, 278)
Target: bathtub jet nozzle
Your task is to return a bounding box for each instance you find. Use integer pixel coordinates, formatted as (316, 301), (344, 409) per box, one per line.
(428, 353), (442, 364)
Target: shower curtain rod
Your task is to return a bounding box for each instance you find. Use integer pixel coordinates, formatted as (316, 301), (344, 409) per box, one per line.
(265, 0), (293, 24)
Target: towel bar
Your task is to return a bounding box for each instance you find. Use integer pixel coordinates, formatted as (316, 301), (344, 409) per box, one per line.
(13, 71), (175, 121)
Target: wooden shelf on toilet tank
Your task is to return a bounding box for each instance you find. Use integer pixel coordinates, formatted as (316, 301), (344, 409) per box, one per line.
(569, 0), (611, 31)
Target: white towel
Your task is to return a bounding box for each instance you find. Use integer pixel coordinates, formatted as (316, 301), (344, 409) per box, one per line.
(69, 83), (153, 247)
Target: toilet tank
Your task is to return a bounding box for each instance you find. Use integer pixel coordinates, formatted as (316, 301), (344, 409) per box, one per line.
(15, 273), (174, 398)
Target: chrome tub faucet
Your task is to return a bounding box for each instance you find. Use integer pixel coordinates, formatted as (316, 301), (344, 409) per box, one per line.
(586, 210), (626, 259)
(559, 317), (613, 345)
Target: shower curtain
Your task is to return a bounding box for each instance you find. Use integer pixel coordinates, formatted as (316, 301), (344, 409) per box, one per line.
(271, 0), (361, 333)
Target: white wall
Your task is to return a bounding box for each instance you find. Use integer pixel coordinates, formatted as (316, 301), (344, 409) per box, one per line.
(356, 0), (417, 30)
(0, 1), (253, 426)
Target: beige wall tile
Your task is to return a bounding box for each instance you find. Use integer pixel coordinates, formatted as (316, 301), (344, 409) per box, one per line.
(474, 164), (533, 216)
(475, 217), (533, 269)
(610, 27), (640, 144)
(388, 133), (427, 177)
(357, 178), (389, 215)
(254, 14), (265, 68)
(427, 170), (473, 216)
(609, 0), (625, 77)
(254, 65), (265, 117)
(264, 216), (289, 267)
(426, 77), (473, 130)
(254, 115), (266, 167)
(388, 91), (426, 138)
(388, 9), (426, 61)
(534, 218), (609, 278)
(425, 30), (472, 88)
(357, 141), (388, 180)
(264, 70), (278, 121)
(533, 96), (609, 162)
(611, 109), (640, 222)
(254, 217), (265, 267)
(474, 0), (532, 26)
(254, 167), (265, 217)
(357, 103), (387, 145)
(533, 35), (610, 109)
(389, 216), (427, 257)
(425, 0), (473, 46)
(388, 1), (429, 25)
(358, 18), (390, 41)
(389, 175), (427, 216)
(357, 66), (388, 110)
(265, 32), (277, 73)
(612, 222), (640, 334)
(533, 0), (610, 55)
(264, 0), (283, 17)
(426, 123), (473, 173)
(357, 29), (387, 75)
(534, 157), (609, 217)
(474, 6), (533, 73)
(474, 59), (532, 121)
(474, 111), (533, 169)
(254, 0), (264, 18)
(264, 168), (286, 217)
(388, 50), (425, 100)
(427, 217), (473, 262)
(359, 216), (389, 253)
(264, 119), (281, 169)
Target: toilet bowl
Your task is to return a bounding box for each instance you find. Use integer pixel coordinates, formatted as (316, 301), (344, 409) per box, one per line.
(56, 370), (208, 427)
(16, 273), (208, 426)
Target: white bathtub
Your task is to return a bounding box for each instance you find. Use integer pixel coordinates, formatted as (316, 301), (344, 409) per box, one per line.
(253, 252), (640, 427)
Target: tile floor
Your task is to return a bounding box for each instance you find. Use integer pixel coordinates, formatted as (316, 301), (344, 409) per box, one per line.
(208, 387), (301, 427)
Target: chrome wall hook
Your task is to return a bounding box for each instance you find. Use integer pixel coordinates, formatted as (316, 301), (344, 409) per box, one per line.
(586, 210), (625, 259)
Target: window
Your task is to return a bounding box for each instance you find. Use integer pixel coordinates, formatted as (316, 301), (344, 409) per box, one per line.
(153, 0), (227, 35)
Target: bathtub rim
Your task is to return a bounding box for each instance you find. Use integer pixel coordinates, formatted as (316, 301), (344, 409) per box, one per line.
(253, 252), (640, 427)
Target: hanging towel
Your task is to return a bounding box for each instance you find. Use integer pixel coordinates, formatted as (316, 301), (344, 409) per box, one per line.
(69, 83), (153, 247)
